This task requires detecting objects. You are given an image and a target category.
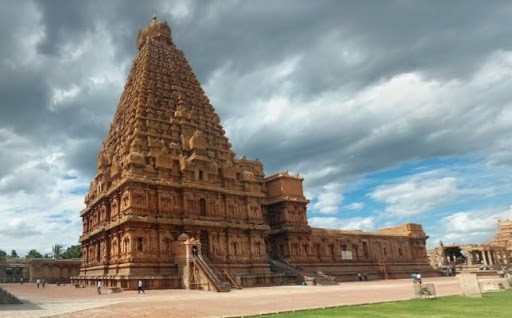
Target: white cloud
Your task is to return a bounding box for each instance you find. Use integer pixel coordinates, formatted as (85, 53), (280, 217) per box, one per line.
(309, 216), (375, 232)
(309, 182), (345, 215)
(0, 146), (86, 255)
(370, 175), (459, 216)
(425, 205), (512, 248)
(50, 85), (81, 110)
(441, 206), (512, 234)
(162, 0), (194, 21)
(344, 202), (365, 211)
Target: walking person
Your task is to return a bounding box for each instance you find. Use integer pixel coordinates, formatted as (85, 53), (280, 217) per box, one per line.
(357, 272), (362, 281)
(138, 280), (145, 294)
(96, 280), (101, 294)
(36, 278), (40, 289)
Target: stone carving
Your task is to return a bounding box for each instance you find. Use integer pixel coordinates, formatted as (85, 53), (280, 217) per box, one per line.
(76, 16), (433, 290)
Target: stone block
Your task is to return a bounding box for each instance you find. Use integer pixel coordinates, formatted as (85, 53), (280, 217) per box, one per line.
(457, 273), (481, 297)
(414, 283), (436, 299)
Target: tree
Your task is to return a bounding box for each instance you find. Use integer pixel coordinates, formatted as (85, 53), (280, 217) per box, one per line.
(26, 249), (43, 258)
(10, 250), (18, 258)
(0, 249), (6, 257)
(52, 244), (63, 259)
(61, 245), (82, 259)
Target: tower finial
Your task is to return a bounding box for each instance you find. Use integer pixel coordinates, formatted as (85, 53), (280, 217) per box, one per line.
(152, 10), (157, 21)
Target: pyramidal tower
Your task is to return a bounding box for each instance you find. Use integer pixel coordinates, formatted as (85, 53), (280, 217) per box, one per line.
(76, 17), (433, 291)
(76, 16), (310, 290)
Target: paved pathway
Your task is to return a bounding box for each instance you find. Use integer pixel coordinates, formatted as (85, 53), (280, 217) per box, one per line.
(0, 277), (461, 318)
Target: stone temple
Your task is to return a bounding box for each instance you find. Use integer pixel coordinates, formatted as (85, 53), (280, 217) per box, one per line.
(74, 17), (433, 291)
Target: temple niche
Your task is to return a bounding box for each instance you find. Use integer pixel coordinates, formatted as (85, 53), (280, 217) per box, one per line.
(74, 16), (434, 291)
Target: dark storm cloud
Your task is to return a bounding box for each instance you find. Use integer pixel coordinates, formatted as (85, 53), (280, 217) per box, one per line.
(35, 0), (96, 56)
(1, 0), (512, 190)
(62, 138), (102, 178)
(0, 2), (35, 60)
(177, 1), (512, 99)
(0, 66), (51, 134)
(35, 0), (155, 56)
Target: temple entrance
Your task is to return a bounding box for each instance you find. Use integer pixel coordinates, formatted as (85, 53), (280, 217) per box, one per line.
(444, 246), (467, 265)
(200, 230), (210, 258)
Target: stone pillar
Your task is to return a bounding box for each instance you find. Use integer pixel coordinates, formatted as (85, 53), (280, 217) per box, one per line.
(29, 263), (34, 283)
(467, 251), (473, 265)
(488, 250), (494, 266)
(497, 250), (503, 265)
(482, 250), (488, 265)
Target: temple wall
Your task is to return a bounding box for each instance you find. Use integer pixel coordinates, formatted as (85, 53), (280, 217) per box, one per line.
(0, 257), (81, 284)
(271, 229), (426, 264)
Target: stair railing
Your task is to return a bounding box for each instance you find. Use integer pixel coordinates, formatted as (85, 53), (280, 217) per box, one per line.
(194, 254), (231, 292)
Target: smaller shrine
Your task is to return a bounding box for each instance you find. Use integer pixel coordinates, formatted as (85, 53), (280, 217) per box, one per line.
(428, 220), (512, 273)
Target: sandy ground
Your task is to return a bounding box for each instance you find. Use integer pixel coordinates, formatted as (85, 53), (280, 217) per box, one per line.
(0, 277), (462, 318)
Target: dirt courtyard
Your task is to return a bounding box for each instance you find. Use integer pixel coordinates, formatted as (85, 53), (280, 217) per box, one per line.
(0, 277), (461, 318)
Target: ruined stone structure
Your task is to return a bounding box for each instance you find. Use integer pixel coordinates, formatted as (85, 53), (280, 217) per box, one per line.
(75, 17), (433, 290)
(428, 243), (507, 270)
(428, 220), (512, 271)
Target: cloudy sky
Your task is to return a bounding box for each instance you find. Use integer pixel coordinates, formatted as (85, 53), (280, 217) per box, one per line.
(1, 0), (512, 256)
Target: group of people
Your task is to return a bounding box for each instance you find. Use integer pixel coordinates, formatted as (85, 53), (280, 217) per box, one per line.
(96, 280), (145, 294)
(442, 267), (455, 276)
(411, 272), (422, 284)
(36, 278), (46, 288)
(357, 272), (368, 281)
(497, 266), (510, 278)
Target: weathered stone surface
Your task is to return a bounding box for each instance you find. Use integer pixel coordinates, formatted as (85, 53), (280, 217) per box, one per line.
(414, 283), (436, 299)
(480, 281), (505, 292)
(458, 273), (482, 297)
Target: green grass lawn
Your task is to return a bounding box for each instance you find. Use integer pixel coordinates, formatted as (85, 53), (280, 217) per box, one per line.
(255, 290), (512, 318)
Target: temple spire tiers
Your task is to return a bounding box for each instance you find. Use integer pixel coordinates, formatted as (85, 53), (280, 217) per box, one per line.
(74, 17), (434, 291)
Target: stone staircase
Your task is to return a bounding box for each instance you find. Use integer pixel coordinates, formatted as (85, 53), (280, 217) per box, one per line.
(268, 258), (338, 285)
(194, 255), (231, 292)
(222, 269), (242, 289)
(314, 271), (338, 285)
(459, 264), (501, 277)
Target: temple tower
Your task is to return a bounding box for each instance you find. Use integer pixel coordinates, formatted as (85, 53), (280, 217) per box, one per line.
(78, 16), (271, 289)
(75, 16), (434, 289)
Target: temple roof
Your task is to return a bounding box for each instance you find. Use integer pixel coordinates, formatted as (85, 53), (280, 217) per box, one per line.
(84, 17), (251, 206)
